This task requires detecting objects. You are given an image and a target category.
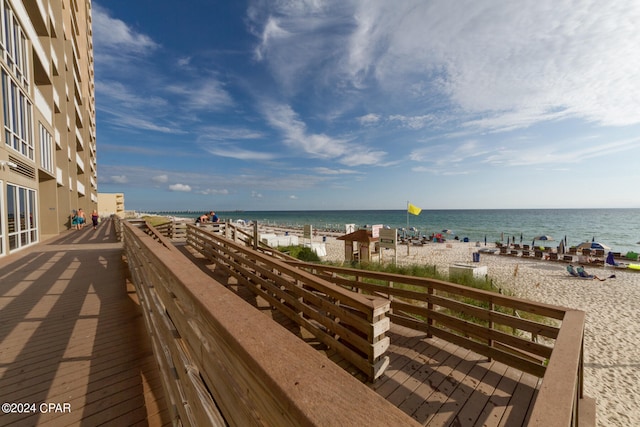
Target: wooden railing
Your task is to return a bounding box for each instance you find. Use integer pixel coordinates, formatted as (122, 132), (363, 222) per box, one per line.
(186, 224), (391, 381)
(286, 262), (592, 427)
(118, 219), (417, 426)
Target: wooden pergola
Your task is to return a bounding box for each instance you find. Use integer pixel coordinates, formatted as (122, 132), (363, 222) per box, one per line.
(337, 229), (379, 262)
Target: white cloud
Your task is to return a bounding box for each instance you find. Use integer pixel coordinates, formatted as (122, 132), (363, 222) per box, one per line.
(110, 175), (128, 184)
(358, 113), (381, 126)
(198, 188), (230, 195)
(264, 103), (386, 166)
(166, 77), (233, 111)
(289, 195), (297, 199)
(169, 183), (192, 192)
(152, 175), (169, 183)
(93, 5), (159, 55)
(249, 0), (640, 129)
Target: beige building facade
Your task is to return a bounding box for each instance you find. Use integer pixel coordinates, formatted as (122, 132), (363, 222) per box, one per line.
(97, 192), (124, 218)
(0, 0), (96, 256)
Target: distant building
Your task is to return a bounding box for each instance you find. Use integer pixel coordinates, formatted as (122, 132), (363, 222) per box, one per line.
(98, 193), (125, 218)
(0, 1), (97, 257)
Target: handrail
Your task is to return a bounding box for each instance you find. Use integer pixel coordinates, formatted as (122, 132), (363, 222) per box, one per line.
(186, 224), (391, 381)
(285, 261), (590, 426)
(118, 218), (418, 426)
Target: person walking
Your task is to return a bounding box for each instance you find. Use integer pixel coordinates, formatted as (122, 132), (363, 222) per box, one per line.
(91, 210), (99, 230)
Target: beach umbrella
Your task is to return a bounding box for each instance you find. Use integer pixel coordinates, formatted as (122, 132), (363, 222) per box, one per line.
(533, 235), (554, 241)
(558, 239), (565, 254)
(520, 233), (523, 243)
(576, 241), (611, 251)
(484, 235), (487, 246)
(442, 229), (453, 234)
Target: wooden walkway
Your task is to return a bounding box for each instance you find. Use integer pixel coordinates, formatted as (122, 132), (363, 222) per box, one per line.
(0, 223), (540, 426)
(179, 244), (542, 427)
(0, 220), (170, 426)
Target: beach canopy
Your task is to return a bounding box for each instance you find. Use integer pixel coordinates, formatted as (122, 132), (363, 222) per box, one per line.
(577, 241), (611, 251)
(533, 235), (554, 241)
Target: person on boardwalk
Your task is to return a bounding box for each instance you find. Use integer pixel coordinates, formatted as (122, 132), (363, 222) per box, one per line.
(71, 210), (79, 230)
(78, 208), (86, 230)
(209, 211), (220, 223)
(91, 210), (99, 230)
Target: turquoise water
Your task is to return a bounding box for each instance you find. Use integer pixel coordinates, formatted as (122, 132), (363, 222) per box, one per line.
(152, 208), (640, 255)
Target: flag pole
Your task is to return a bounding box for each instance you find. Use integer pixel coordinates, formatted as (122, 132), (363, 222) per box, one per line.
(406, 201), (409, 230)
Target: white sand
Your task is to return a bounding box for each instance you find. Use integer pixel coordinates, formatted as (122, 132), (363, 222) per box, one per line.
(260, 226), (639, 427)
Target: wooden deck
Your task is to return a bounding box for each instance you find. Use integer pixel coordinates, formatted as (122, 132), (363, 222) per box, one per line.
(0, 222), (540, 426)
(179, 243), (542, 427)
(0, 220), (170, 426)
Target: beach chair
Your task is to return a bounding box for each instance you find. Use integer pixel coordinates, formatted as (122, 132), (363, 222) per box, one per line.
(549, 253), (559, 261)
(566, 265), (579, 277)
(576, 266), (605, 280)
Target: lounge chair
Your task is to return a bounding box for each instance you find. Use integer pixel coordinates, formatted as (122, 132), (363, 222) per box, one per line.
(566, 265), (579, 277)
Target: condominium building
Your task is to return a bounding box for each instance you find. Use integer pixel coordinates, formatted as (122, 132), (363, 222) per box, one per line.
(1, 0), (96, 257)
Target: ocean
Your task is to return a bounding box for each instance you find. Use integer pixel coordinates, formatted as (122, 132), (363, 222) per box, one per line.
(151, 208), (640, 255)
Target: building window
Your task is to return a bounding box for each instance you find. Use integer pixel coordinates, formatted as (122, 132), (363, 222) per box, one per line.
(39, 122), (54, 173)
(1, 1), (30, 90)
(2, 69), (34, 160)
(6, 183), (37, 251)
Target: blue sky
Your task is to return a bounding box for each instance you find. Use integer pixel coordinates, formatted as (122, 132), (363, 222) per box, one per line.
(93, 1), (640, 211)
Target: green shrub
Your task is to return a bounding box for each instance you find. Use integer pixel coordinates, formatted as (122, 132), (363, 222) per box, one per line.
(278, 245), (321, 262)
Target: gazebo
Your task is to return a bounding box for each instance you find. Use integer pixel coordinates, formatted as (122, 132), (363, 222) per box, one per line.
(337, 229), (379, 262)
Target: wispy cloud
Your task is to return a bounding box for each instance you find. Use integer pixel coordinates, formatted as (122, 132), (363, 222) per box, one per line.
(248, 0), (640, 129)
(93, 4), (159, 55)
(264, 103), (386, 166)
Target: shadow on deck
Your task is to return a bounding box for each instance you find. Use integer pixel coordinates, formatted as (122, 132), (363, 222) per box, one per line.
(0, 220), (170, 426)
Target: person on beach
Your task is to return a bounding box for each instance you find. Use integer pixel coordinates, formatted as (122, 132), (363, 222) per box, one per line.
(576, 265), (604, 281)
(91, 210), (99, 230)
(209, 211), (220, 223)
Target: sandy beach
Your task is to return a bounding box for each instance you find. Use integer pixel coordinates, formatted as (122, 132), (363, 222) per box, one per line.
(257, 224), (639, 427)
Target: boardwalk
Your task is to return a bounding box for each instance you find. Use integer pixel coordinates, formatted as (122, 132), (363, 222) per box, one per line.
(1, 221), (541, 426)
(0, 220), (169, 426)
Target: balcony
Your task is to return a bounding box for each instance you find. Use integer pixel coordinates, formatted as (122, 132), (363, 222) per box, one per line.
(75, 152), (84, 174)
(75, 127), (84, 151)
(56, 167), (63, 186)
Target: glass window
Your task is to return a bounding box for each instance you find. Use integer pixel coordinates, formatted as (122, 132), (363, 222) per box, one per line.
(6, 184), (37, 251)
(2, 70), (34, 160)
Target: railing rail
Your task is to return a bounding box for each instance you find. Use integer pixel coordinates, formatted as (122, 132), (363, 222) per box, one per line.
(186, 224), (391, 381)
(286, 261), (590, 427)
(118, 218), (417, 426)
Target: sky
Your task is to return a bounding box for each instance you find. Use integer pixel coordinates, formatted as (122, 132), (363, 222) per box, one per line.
(93, 0), (640, 212)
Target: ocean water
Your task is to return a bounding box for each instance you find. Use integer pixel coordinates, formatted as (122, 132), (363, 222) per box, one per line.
(152, 208), (640, 255)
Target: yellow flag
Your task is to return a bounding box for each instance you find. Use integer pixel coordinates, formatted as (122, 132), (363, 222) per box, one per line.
(408, 203), (422, 216)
